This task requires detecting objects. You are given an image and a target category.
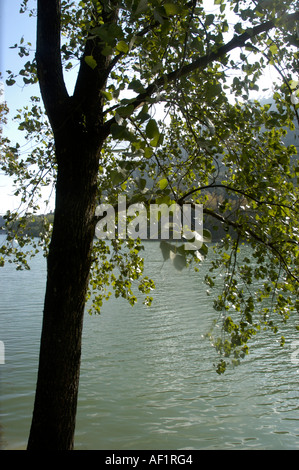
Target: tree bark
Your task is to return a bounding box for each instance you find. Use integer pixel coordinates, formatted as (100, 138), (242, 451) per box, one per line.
(27, 0), (116, 450)
(27, 0), (299, 450)
(27, 124), (103, 450)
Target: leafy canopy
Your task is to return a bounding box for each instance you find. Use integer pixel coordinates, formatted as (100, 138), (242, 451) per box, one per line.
(1, 0), (299, 373)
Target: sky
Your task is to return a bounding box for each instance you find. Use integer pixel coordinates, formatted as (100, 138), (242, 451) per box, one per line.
(0, 0), (41, 215)
(0, 1), (295, 216)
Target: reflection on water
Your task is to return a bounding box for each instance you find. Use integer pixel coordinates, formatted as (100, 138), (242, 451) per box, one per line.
(1, 238), (299, 449)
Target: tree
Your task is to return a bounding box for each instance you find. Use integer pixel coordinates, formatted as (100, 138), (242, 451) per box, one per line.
(1, 0), (298, 450)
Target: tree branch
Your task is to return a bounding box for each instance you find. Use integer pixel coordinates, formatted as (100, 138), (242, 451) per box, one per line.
(203, 208), (299, 284)
(178, 183), (299, 212)
(72, 4), (120, 130)
(103, 11), (299, 137)
(36, 0), (69, 131)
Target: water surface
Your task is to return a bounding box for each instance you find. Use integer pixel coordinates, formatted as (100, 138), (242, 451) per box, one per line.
(1, 237), (299, 449)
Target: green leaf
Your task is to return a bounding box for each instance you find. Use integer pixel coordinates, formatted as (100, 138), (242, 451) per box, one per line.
(92, 23), (123, 45)
(159, 178), (168, 190)
(199, 243), (209, 256)
(6, 78), (16, 86)
(269, 44), (278, 55)
(146, 119), (163, 146)
(116, 41), (129, 54)
(156, 194), (171, 205)
(164, 3), (180, 16)
(111, 123), (128, 140)
(110, 169), (125, 185)
(205, 14), (215, 26)
(101, 45), (114, 56)
(129, 79), (146, 94)
(203, 229), (212, 243)
(116, 105), (134, 117)
(133, 0), (149, 15)
(144, 147), (153, 158)
(101, 90), (113, 101)
(151, 133), (163, 148)
(160, 241), (171, 261)
(173, 253), (187, 271)
(289, 80), (299, 90)
(146, 119), (159, 139)
(139, 178), (147, 190)
(84, 55), (97, 69)
(234, 22), (244, 34)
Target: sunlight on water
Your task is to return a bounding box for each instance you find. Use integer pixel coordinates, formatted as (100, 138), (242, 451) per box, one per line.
(1, 236), (299, 450)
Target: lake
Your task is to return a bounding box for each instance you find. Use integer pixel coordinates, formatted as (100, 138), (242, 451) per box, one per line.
(1, 235), (299, 450)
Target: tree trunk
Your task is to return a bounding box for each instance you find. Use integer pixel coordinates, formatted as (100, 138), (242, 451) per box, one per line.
(27, 126), (102, 450)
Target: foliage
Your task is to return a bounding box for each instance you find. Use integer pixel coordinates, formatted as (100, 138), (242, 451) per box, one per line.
(1, 0), (299, 373)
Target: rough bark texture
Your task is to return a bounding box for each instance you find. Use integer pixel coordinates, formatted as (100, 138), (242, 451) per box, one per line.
(26, 0), (299, 450)
(27, 0), (116, 450)
(27, 0), (108, 449)
(27, 126), (102, 449)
